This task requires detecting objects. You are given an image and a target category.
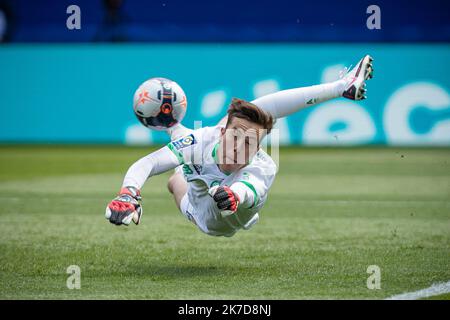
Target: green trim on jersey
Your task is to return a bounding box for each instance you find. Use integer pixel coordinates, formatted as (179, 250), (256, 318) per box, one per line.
(182, 164), (193, 175)
(212, 142), (220, 164)
(210, 180), (220, 188)
(167, 143), (184, 164)
(239, 180), (258, 208)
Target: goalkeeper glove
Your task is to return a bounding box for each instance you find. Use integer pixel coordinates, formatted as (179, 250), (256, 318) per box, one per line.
(105, 186), (142, 226)
(209, 185), (239, 217)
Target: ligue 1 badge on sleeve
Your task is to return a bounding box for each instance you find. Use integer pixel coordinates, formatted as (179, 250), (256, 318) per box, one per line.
(173, 134), (197, 150)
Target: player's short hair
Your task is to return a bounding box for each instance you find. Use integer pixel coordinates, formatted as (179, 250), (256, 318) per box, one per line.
(226, 98), (275, 134)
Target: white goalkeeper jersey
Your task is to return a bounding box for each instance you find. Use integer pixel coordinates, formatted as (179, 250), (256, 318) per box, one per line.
(166, 125), (277, 237)
(122, 124), (277, 237)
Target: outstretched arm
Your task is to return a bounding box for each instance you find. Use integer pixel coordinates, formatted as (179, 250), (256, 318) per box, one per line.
(122, 146), (180, 190)
(105, 146), (181, 226)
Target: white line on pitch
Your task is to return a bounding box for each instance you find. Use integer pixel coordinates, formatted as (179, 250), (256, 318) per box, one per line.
(385, 281), (450, 300)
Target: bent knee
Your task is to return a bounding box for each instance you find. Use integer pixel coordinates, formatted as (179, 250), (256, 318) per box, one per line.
(167, 172), (185, 194)
(167, 174), (177, 194)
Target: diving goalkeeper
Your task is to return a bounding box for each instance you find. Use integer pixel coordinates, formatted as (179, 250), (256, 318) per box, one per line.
(105, 55), (374, 237)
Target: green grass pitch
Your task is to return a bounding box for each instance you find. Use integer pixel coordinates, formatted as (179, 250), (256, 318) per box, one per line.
(0, 145), (449, 299)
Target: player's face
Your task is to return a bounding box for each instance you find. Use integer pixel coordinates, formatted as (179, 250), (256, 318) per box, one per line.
(218, 117), (265, 174)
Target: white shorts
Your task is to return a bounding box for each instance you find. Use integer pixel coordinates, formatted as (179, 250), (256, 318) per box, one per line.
(179, 193), (260, 237)
(180, 194), (221, 236)
(180, 194), (196, 224)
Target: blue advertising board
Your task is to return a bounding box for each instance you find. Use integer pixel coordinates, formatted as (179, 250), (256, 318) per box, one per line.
(0, 44), (449, 145)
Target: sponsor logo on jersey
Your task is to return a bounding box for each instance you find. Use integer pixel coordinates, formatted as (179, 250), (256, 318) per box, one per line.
(193, 164), (202, 174)
(172, 134), (196, 150)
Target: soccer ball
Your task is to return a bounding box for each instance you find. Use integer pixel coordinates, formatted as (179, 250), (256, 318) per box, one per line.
(133, 77), (187, 130)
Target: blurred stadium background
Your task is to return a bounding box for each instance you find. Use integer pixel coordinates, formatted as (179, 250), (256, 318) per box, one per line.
(0, 0), (449, 299)
(1, 0), (449, 146)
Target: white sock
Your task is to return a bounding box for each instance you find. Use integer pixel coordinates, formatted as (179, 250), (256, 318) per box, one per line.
(251, 80), (346, 119)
